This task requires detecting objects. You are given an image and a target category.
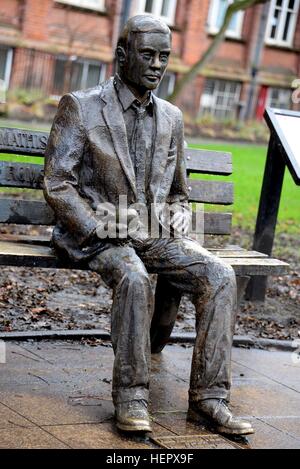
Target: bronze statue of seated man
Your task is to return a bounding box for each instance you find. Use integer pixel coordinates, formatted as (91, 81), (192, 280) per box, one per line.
(44, 14), (254, 436)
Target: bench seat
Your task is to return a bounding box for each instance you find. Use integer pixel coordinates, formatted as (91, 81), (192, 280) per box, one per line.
(0, 239), (289, 276)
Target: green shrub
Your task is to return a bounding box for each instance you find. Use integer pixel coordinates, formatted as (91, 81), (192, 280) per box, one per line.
(185, 114), (269, 144)
(8, 88), (45, 106)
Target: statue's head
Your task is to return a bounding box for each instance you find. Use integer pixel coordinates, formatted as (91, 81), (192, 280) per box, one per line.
(116, 15), (171, 97)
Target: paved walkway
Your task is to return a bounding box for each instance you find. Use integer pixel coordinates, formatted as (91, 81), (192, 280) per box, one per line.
(0, 340), (299, 449)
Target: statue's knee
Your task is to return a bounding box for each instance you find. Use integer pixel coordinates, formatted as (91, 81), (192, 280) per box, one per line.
(224, 264), (236, 285)
(125, 269), (150, 288)
(208, 259), (236, 291)
(88, 254), (103, 273)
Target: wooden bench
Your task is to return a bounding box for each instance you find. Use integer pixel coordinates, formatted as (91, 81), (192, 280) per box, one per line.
(0, 127), (289, 352)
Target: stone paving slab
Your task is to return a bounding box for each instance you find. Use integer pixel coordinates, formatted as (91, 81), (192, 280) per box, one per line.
(231, 382), (300, 418)
(0, 391), (114, 426)
(260, 417), (300, 439)
(0, 402), (35, 430)
(242, 419), (300, 449)
(152, 411), (209, 436)
(41, 421), (153, 449)
(0, 340), (300, 449)
(232, 347), (300, 393)
(0, 427), (70, 449)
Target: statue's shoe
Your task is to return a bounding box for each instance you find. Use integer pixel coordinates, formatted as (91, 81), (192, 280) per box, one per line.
(188, 399), (254, 435)
(115, 399), (152, 432)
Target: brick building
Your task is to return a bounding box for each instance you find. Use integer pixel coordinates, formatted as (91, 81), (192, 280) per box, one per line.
(0, 0), (299, 119)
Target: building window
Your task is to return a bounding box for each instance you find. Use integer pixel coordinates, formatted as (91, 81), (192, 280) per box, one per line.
(207, 0), (244, 38)
(52, 56), (106, 96)
(136, 0), (177, 24)
(199, 78), (241, 119)
(155, 72), (175, 99)
(266, 87), (291, 109)
(0, 46), (13, 90)
(55, 0), (105, 12)
(265, 0), (300, 47)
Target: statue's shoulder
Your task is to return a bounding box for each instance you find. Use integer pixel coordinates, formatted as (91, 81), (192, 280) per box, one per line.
(70, 78), (113, 107)
(153, 95), (182, 120)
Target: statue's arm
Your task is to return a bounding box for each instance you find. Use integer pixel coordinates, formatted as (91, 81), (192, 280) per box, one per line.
(167, 109), (191, 234)
(43, 94), (99, 246)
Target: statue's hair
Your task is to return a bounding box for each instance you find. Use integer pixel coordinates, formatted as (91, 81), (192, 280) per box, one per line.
(117, 14), (171, 50)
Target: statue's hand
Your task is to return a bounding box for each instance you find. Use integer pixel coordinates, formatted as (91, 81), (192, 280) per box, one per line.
(118, 208), (149, 243)
(128, 215), (149, 243)
(170, 210), (190, 236)
(96, 208), (148, 243)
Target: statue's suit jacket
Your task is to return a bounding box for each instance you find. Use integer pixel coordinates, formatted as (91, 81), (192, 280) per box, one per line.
(44, 77), (190, 262)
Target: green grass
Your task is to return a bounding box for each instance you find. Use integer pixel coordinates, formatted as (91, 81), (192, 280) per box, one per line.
(1, 143), (299, 234)
(189, 143), (300, 234)
(0, 154), (43, 164)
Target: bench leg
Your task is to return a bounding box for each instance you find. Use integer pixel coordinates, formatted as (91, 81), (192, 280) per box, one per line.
(150, 275), (250, 354)
(150, 275), (182, 354)
(236, 276), (250, 308)
(245, 275), (268, 302)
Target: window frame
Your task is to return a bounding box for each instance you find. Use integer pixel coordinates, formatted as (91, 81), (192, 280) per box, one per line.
(54, 0), (106, 13)
(199, 78), (242, 119)
(265, 0), (300, 47)
(51, 55), (106, 97)
(266, 86), (292, 109)
(207, 0), (245, 39)
(136, 0), (177, 25)
(0, 46), (13, 91)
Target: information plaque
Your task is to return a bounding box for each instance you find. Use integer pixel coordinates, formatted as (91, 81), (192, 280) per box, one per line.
(264, 107), (300, 185)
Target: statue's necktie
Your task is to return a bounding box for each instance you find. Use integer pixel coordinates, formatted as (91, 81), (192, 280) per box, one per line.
(131, 104), (147, 205)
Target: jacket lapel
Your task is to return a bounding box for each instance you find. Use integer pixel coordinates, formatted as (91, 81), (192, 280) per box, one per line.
(101, 80), (137, 198)
(149, 95), (172, 202)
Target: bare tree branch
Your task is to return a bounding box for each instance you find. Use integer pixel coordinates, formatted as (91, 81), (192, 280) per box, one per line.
(167, 0), (270, 103)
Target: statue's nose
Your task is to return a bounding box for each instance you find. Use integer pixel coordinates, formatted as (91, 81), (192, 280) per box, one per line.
(151, 55), (161, 69)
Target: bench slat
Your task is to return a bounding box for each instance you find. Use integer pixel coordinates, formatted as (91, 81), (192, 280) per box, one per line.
(0, 241), (58, 268)
(0, 198), (232, 235)
(185, 148), (232, 175)
(209, 249), (268, 258)
(0, 163), (234, 205)
(0, 236), (267, 259)
(188, 179), (233, 204)
(0, 129), (233, 178)
(0, 128), (48, 156)
(0, 241), (289, 275)
(0, 161), (44, 189)
(192, 212), (232, 235)
(0, 198), (55, 225)
(0, 234), (51, 245)
(222, 257), (290, 276)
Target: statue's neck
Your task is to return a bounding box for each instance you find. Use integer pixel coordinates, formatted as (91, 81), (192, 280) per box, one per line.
(118, 74), (149, 104)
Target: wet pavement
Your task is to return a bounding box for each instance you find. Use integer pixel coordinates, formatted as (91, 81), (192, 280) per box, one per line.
(0, 340), (299, 449)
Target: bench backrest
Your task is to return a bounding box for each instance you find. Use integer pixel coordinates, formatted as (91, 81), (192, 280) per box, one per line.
(0, 127), (233, 236)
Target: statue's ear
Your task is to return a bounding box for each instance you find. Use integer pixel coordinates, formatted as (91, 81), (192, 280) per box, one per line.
(116, 46), (126, 68)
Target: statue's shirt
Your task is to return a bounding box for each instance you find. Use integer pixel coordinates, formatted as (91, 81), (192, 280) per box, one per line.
(114, 75), (156, 205)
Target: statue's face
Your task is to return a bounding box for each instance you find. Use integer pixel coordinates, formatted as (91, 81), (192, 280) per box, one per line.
(122, 32), (171, 93)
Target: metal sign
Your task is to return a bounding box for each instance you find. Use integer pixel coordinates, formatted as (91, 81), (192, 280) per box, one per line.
(264, 107), (300, 185)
